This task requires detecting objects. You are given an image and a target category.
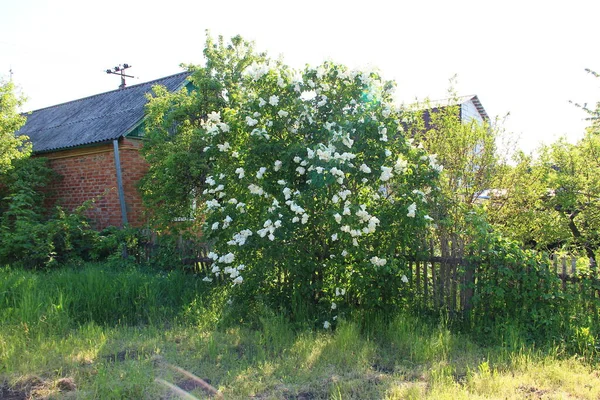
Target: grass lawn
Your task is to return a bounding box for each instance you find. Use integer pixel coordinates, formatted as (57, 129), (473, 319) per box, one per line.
(1, 264), (599, 399)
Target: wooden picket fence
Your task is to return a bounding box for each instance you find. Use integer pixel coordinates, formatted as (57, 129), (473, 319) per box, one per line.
(408, 243), (599, 315)
(130, 230), (598, 315)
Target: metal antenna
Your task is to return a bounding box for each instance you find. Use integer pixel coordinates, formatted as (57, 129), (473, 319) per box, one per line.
(106, 64), (134, 89)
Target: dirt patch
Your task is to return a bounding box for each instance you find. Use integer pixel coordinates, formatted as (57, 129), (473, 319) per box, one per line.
(517, 384), (549, 398)
(176, 377), (211, 392)
(1, 376), (49, 399)
(56, 377), (77, 392)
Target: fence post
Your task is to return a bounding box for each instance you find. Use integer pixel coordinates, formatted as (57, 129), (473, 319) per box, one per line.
(462, 253), (475, 317)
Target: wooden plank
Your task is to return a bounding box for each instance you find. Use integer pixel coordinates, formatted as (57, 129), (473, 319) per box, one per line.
(562, 257), (567, 292)
(423, 260), (429, 307)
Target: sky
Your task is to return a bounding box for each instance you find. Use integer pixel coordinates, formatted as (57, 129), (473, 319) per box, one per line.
(1, 0), (599, 153)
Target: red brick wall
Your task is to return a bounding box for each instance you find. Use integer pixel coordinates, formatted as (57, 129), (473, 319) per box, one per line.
(42, 139), (148, 230)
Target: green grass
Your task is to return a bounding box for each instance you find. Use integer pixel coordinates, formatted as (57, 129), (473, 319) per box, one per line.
(1, 263), (599, 399)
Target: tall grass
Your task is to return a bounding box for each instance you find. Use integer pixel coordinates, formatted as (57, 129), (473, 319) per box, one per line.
(1, 263), (600, 398)
(0, 262), (212, 331)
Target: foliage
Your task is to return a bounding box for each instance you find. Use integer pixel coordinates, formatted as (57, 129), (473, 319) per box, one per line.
(142, 35), (442, 323)
(488, 70), (600, 265)
(0, 157), (102, 268)
(411, 88), (501, 235)
(488, 131), (600, 265)
(0, 79), (30, 174)
(465, 215), (565, 341)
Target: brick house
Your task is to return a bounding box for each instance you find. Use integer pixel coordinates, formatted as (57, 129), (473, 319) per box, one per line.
(18, 72), (191, 229)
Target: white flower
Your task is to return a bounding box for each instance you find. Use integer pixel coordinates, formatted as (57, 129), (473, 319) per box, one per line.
(246, 116), (258, 126)
(334, 213), (342, 224)
(277, 109), (289, 117)
(218, 252), (235, 264)
(207, 111), (221, 122)
(385, 149), (392, 157)
(370, 256), (387, 267)
(256, 167), (267, 179)
(323, 321), (331, 329)
(211, 222), (219, 230)
(248, 184), (265, 196)
(341, 250), (348, 257)
(424, 215), (434, 221)
(274, 160), (282, 171)
(401, 275), (409, 283)
(277, 179), (287, 185)
(293, 156), (302, 163)
(232, 276), (243, 285)
(296, 166), (306, 175)
(292, 216), (300, 223)
(269, 95), (279, 106)
(359, 164), (371, 173)
(407, 202), (417, 218)
(331, 233), (338, 241)
(394, 157), (408, 174)
(301, 214), (309, 224)
(331, 302), (337, 310)
(335, 287), (346, 296)
(235, 167), (245, 179)
(258, 97), (267, 107)
(202, 276), (213, 282)
(380, 166), (393, 182)
(283, 187), (292, 200)
(218, 122), (230, 132)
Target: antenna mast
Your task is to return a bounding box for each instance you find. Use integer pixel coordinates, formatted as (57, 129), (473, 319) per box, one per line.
(106, 64), (134, 89)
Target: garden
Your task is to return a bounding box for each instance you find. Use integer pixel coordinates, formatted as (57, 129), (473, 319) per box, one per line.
(1, 35), (599, 399)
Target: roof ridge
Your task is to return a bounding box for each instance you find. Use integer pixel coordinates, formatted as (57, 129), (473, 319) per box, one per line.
(24, 70), (191, 114)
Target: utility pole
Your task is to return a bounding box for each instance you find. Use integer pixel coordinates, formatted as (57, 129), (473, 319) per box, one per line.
(106, 64), (134, 89)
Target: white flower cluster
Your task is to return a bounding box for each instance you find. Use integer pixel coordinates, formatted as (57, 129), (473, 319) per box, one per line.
(329, 167), (345, 184)
(380, 166), (393, 182)
(394, 156), (408, 174)
(243, 61), (274, 81)
(227, 229), (253, 246)
(370, 256), (387, 267)
(256, 167), (267, 179)
(248, 184), (265, 196)
(421, 154), (443, 173)
(257, 219), (282, 241)
(407, 202), (417, 218)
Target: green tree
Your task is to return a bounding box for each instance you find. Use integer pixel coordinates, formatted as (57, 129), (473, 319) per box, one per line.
(142, 35), (442, 323)
(0, 79), (30, 174)
(410, 89), (503, 252)
(488, 71), (600, 265)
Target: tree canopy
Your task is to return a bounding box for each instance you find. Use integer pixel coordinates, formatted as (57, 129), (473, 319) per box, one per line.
(0, 79), (30, 175)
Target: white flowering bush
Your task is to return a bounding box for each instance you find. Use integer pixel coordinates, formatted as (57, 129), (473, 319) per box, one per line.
(143, 35), (442, 323)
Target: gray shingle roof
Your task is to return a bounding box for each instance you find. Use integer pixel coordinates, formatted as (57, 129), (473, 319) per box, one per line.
(19, 71), (191, 153)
